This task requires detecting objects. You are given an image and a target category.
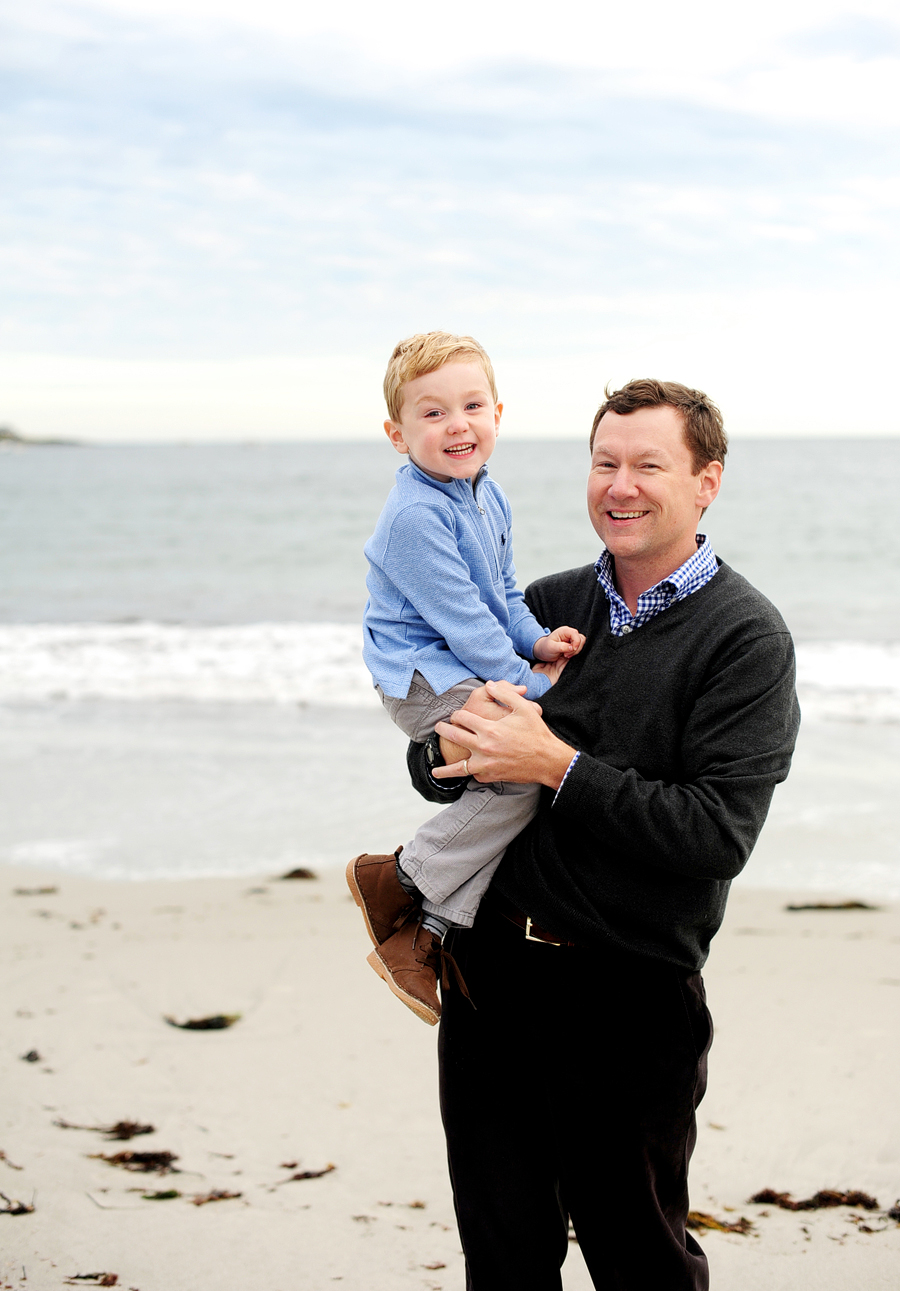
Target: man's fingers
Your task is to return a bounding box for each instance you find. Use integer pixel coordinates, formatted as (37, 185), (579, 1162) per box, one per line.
(485, 679), (542, 717)
(432, 758), (471, 780)
(435, 717), (476, 747)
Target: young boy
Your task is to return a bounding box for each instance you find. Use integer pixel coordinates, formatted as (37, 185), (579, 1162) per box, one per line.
(346, 332), (584, 1025)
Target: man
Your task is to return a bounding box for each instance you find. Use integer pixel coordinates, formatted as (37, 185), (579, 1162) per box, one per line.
(408, 379), (800, 1290)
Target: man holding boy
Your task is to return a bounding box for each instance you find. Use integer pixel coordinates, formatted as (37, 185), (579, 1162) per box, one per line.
(408, 379), (800, 1290)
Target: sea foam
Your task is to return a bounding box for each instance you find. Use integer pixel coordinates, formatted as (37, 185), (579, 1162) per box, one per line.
(0, 622), (377, 706)
(1, 624), (899, 721)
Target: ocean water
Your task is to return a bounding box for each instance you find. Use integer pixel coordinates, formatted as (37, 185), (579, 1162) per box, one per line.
(2, 438), (899, 893)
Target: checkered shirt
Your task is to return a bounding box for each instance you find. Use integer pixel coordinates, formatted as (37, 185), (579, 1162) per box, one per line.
(594, 534), (719, 637)
(553, 535), (719, 805)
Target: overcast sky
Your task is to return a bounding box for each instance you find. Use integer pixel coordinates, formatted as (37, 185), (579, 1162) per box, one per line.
(2, 0), (899, 439)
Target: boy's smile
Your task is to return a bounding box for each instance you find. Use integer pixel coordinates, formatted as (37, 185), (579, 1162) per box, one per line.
(384, 361), (502, 482)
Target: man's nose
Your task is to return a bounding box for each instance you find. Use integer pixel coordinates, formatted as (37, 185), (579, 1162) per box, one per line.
(608, 467), (638, 496)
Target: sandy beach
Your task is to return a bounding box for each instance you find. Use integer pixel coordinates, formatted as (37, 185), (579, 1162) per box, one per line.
(2, 865), (898, 1290)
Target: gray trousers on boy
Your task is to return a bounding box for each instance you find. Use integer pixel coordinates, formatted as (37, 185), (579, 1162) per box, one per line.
(379, 672), (540, 928)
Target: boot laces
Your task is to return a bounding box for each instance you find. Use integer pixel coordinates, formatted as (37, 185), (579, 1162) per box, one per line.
(410, 918), (474, 1007)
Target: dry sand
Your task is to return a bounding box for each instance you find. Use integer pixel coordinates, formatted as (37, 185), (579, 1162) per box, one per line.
(2, 866), (898, 1290)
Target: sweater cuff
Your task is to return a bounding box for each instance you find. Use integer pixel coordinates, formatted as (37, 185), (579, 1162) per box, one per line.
(525, 669), (552, 700)
(509, 612), (550, 661)
(551, 751), (581, 807)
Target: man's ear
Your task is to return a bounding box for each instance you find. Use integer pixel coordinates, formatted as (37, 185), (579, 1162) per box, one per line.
(696, 459), (723, 511)
(384, 420), (409, 455)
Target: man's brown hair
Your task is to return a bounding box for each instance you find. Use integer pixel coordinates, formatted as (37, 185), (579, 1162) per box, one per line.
(383, 331), (498, 423)
(590, 379), (727, 472)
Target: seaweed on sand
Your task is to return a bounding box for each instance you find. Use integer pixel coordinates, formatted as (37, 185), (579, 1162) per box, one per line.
(687, 1211), (754, 1234)
(277, 1163), (336, 1183)
(89, 1151), (179, 1174)
(0, 1191), (34, 1215)
(750, 1188), (880, 1210)
(163, 1014), (240, 1030)
(784, 901), (880, 912)
(55, 1119), (154, 1141)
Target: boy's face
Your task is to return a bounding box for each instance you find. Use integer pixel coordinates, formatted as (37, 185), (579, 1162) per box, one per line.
(384, 361), (502, 482)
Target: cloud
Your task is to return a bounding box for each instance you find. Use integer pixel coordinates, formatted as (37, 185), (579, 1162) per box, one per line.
(787, 15), (900, 59)
(1, 1), (898, 436)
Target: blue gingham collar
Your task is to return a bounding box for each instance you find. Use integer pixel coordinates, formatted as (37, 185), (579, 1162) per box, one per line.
(594, 535), (719, 635)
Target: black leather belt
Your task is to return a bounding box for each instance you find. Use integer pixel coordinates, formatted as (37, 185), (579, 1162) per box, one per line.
(490, 893), (576, 947)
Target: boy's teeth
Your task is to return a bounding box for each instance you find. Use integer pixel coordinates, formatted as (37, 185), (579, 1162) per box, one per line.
(445, 445), (473, 455)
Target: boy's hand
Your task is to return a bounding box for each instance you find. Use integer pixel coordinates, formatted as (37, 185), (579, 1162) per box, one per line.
(532, 626), (585, 663)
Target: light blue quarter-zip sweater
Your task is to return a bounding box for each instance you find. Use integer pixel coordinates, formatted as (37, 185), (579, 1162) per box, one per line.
(363, 462), (551, 701)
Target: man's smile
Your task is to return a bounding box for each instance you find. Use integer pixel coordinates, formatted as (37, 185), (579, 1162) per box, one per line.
(607, 510), (649, 520)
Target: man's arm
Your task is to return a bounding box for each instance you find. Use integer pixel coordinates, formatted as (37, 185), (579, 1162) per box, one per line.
(434, 634), (799, 884)
(554, 632), (798, 882)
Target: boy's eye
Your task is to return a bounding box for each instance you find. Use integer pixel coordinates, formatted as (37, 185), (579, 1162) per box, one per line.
(465, 402), (482, 411)
(424, 409), (443, 418)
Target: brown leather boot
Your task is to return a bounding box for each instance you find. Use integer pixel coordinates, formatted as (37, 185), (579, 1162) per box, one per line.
(346, 848), (417, 947)
(366, 919), (442, 1025)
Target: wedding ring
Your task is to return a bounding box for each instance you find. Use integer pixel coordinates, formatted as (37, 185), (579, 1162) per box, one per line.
(462, 759), (470, 776)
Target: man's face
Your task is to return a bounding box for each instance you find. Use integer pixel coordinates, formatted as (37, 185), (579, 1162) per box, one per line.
(587, 405), (722, 577)
(384, 361), (502, 482)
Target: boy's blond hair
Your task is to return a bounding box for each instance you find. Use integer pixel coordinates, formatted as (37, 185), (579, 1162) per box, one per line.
(383, 332), (498, 422)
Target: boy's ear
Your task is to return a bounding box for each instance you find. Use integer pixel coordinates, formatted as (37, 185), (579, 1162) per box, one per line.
(494, 401), (503, 433)
(384, 420), (409, 455)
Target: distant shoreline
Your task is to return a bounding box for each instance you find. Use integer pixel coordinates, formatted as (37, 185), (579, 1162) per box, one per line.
(0, 426), (80, 446)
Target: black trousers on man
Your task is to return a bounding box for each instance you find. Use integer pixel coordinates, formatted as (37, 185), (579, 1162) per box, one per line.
(439, 902), (713, 1291)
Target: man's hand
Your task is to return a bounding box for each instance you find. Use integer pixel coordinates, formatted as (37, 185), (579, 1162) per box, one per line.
(433, 680), (577, 790)
(532, 625), (585, 664)
(436, 683), (525, 766)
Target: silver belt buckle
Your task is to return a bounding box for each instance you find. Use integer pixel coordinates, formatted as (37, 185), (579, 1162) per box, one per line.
(524, 915), (562, 947)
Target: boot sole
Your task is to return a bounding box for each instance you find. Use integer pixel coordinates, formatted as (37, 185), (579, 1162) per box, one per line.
(345, 854), (381, 948)
(366, 947), (440, 1026)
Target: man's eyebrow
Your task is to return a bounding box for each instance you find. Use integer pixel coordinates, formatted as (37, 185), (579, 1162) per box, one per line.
(592, 443), (672, 459)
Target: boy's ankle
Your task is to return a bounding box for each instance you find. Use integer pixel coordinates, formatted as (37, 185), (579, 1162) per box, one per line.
(395, 858), (420, 899)
(421, 912), (450, 941)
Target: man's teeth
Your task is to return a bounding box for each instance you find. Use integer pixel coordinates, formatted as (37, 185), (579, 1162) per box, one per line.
(610, 511), (646, 519)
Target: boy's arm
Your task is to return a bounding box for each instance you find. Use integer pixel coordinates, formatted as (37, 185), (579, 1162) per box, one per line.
(372, 504), (551, 699)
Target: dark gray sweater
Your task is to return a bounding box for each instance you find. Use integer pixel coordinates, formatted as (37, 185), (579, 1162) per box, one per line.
(412, 560), (800, 972)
